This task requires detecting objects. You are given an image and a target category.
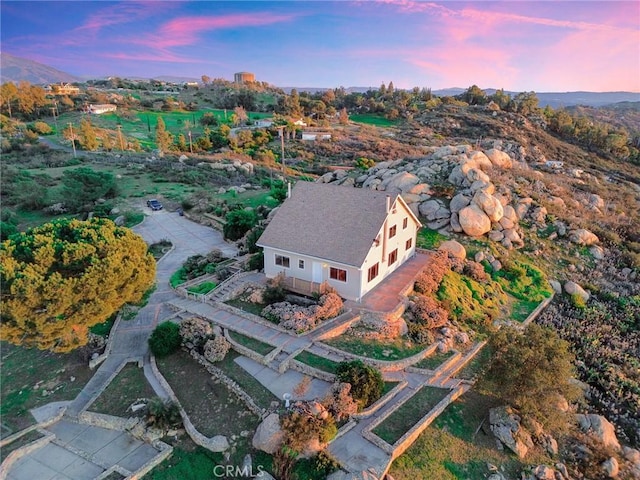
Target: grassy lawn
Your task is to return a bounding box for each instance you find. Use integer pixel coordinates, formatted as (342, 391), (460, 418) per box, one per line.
(89, 364), (156, 417)
(416, 227), (448, 250)
(456, 346), (491, 381)
(382, 381), (400, 397)
(372, 386), (450, 444)
(228, 330), (274, 356)
(0, 342), (94, 433)
(156, 350), (260, 440)
(414, 350), (456, 370)
(214, 351), (279, 410)
(186, 281), (217, 295)
(510, 297), (543, 322)
(350, 114), (399, 127)
(216, 188), (280, 209)
(89, 314), (116, 337)
(225, 297), (267, 317)
(170, 267), (188, 288)
(295, 351), (340, 374)
(323, 336), (424, 361)
(389, 391), (536, 480)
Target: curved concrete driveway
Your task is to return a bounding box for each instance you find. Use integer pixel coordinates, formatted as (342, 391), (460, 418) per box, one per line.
(66, 210), (237, 417)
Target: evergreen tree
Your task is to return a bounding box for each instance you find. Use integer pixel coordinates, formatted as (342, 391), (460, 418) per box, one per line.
(155, 116), (173, 154)
(79, 118), (98, 151)
(0, 218), (156, 352)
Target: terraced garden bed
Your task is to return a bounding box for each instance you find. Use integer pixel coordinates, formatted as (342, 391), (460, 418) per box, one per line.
(294, 351), (340, 374)
(323, 336), (424, 361)
(227, 331), (274, 356)
(414, 350), (456, 370)
(89, 363), (156, 417)
(373, 386), (450, 444)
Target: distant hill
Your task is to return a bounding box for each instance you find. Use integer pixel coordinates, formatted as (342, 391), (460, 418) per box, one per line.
(0, 53), (80, 85)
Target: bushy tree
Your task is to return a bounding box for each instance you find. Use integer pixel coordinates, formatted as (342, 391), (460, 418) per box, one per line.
(79, 118), (98, 151)
(1, 218), (156, 352)
(481, 323), (581, 431)
(149, 321), (181, 357)
(155, 116), (173, 154)
(223, 208), (256, 241)
(60, 167), (117, 212)
(336, 360), (383, 409)
(408, 295), (448, 329)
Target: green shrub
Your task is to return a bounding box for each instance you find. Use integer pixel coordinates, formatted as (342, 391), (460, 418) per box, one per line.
(336, 360), (383, 409)
(263, 273), (286, 304)
(247, 251), (264, 271)
(294, 451), (341, 480)
(146, 397), (182, 428)
(570, 293), (587, 309)
(149, 321), (181, 357)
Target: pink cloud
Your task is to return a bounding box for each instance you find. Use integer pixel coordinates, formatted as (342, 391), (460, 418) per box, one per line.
(76, 1), (176, 33)
(102, 51), (207, 64)
(133, 13), (296, 49)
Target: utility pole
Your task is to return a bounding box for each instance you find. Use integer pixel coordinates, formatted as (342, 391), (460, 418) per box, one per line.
(50, 105), (59, 137)
(188, 131), (193, 154)
(117, 125), (124, 150)
(68, 123), (77, 158)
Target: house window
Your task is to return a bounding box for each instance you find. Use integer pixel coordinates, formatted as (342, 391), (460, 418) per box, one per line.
(330, 267), (347, 282)
(389, 225), (397, 238)
(298, 259), (305, 269)
(406, 238), (413, 250)
(388, 249), (398, 265)
(368, 263), (379, 282)
(275, 254), (290, 268)
(403, 217), (408, 229)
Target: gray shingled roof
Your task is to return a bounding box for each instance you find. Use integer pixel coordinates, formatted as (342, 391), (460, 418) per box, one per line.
(257, 182), (399, 267)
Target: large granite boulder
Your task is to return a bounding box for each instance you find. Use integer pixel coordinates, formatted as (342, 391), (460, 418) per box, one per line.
(449, 193), (471, 213)
(383, 172), (420, 193)
(473, 190), (504, 222)
(459, 204), (492, 237)
(564, 281), (590, 302)
(485, 148), (513, 169)
(489, 406), (533, 459)
(252, 413), (284, 454)
(575, 413), (620, 451)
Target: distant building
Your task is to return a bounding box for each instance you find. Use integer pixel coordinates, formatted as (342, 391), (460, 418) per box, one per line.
(234, 72), (255, 84)
(87, 104), (117, 115)
(301, 131), (331, 141)
(51, 83), (80, 95)
(255, 118), (274, 128)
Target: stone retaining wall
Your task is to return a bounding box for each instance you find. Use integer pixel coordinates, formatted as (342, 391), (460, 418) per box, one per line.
(188, 350), (266, 418)
(390, 384), (469, 461)
(89, 313), (123, 370)
(352, 381), (408, 420)
(216, 302), (292, 335)
(149, 355), (231, 452)
(224, 329), (269, 365)
(289, 359), (336, 382)
(521, 293), (555, 327)
(78, 411), (137, 431)
(318, 342), (437, 372)
(0, 430), (55, 479)
(127, 439), (173, 480)
(308, 313), (361, 341)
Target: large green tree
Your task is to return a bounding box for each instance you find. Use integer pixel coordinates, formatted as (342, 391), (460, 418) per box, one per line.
(482, 323), (581, 431)
(0, 218), (156, 352)
(60, 167), (117, 212)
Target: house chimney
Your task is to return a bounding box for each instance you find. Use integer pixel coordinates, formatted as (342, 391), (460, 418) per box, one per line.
(287, 181), (292, 199)
(386, 195), (391, 213)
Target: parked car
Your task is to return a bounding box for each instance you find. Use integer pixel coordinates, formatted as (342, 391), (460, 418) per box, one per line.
(147, 199), (163, 211)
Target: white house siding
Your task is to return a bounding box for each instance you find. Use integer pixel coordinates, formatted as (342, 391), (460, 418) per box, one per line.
(359, 198), (419, 297)
(262, 247), (362, 300)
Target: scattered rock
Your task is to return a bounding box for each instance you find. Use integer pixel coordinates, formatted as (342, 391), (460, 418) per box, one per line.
(564, 281), (590, 302)
(450, 193), (471, 213)
(485, 148), (513, 169)
(549, 280), (562, 295)
(569, 228), (599, 246)
(602, 457), (619, 478)
(489, 406), (533, 459)
(590, 245), (605, 260)
(438, 240), (466, 260)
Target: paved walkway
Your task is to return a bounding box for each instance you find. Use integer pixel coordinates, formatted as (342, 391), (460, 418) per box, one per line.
(7, 419), (165, 480)
(351, 252), (432, 312)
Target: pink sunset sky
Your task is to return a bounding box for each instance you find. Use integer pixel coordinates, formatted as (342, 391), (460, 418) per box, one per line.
(1, 0), (639, 92)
